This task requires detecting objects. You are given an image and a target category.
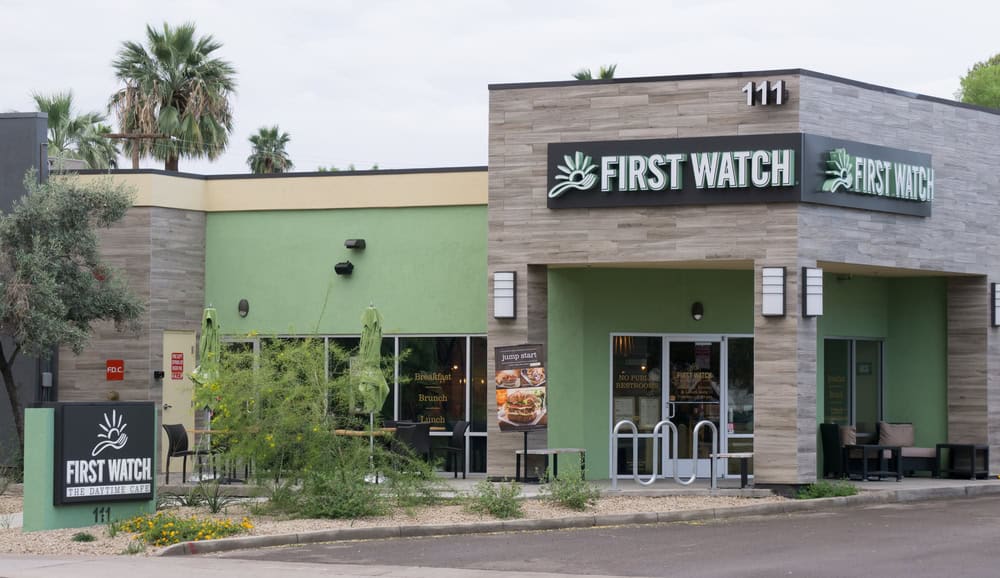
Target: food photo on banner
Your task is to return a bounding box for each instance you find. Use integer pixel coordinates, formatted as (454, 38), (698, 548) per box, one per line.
(494, 344), (547, 432)
(54, 402), (156, 504)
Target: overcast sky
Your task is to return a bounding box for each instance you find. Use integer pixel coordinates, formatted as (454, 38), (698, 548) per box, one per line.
(2, 0), (996, 174)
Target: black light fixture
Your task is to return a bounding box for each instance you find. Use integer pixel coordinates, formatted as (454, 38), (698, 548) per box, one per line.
(335, 261), (354, 275)
(691, 302), (704, 321)
(238, 298), (250, 318)
(153, 370), (165, 380)
(344, 239), (366, 249)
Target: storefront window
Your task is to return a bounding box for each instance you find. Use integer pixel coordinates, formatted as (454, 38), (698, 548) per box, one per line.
(399, 337), (466, 429)
(727, 338), (754, 434)
(470, 337), (487, 432)
(329, 336), (394, 422)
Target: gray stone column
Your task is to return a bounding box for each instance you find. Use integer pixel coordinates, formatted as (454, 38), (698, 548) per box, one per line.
(753, 260), (818, 485)
(946, 277), (989, 448)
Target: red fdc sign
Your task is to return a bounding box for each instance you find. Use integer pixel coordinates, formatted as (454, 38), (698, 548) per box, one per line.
(171, 352), (184, 380)
(106, 359), (124, 381)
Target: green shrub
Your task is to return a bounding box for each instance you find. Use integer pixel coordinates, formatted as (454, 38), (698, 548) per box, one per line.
(198, 481), (237, 514)
(122, 540), (146, 555)
(466, 480), (524, 519)
(71, 532), (96, 542)
(118, 511), (253, 547)
(540, 467), (600, 511)
(796, 480), (858, 499)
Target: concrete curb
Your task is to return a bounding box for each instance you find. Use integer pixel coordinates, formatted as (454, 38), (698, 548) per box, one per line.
(157, 485), (1000, 556)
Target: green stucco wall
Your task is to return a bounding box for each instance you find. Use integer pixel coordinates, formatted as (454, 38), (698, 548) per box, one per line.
(205, 206), (487, 335)
(816, 275), (947, 472)
(547, 268), (754, 479)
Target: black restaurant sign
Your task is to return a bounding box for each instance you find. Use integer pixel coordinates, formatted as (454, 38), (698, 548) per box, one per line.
(54, 402), (156, 504)
(547, 133), (932, 217)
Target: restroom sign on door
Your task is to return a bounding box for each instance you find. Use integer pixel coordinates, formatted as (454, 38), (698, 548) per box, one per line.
(170, 352), (184, 380)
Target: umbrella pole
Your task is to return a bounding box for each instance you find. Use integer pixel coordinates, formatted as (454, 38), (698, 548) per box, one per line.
(369, 412), (377, 482)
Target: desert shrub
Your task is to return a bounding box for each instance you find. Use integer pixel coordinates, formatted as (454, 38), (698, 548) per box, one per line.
(466, 480), (523, 519)
(71, 532), (96, 542)
(796, 480), (857, 499)
(198, 481), (237, 514)
(118, 511), (252, 546)
(540, 467), (600, 511)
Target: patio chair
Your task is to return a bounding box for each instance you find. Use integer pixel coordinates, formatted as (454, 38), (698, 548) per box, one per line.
(162, 423), (219, 484)
(440, 420), (468, 478)
(394, 422), (432, 462)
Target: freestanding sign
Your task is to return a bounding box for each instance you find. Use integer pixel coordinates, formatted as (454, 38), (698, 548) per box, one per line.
(495, 344), (547, 432)
(54, 402), (156, 504)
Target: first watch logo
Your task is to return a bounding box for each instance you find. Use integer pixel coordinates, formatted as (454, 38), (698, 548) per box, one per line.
(91, 409), (128, 457)
(548, 151), (598, 198)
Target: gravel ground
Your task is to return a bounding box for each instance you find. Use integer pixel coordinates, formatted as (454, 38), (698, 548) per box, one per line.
(0, 491), (785, 557)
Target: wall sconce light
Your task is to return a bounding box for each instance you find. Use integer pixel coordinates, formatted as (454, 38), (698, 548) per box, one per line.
(761, 267), (786, 316)
(334, 261), (354, 275)
(345, 239), (366, 249)
(238, 298), (250, 318)
(691, 302), (704, 321)
(992, 283), (1000, 327)
(153, 370), (165, 380)
(493, 271), (516, 319)
(802, 267), (824, 317)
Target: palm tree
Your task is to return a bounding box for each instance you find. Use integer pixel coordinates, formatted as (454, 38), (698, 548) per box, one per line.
(247, 126), (293, 174)
(572, 64), (617, 80)
(110, 22), (237, 171)
(33, 91), (119, 170)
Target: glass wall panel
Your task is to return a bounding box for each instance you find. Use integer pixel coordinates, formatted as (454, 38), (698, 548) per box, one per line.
(727, 338), (754, 434)
(328, 337), (394, 422)
(823, 339), (851, 425)
(854, 340), (881, 433)
(612, 336), (662, 434)
(399, 337), (466, 429)
(470, 337), (488, 432)
(612, 336), (662, 476)
(469, 436), (487, 473)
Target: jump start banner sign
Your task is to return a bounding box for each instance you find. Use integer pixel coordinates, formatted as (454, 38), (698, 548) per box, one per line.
(54, 402), (156, 504)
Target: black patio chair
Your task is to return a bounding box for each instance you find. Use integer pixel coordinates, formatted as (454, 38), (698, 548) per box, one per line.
(394, 422), (432, 462)
(162, 423), (218, 484)
(440, 420), (468, 478)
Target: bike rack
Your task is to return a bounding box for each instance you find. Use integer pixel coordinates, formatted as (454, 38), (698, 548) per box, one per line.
(611, 418), (719, 490)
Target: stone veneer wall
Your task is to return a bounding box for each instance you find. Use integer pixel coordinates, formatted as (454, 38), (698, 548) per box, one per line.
(58, 207), (205, 408)
(487, 74), (808, 481)
(797, 74), (1000, 474)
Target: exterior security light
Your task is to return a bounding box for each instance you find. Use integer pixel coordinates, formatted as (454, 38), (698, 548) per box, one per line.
(238, 298), (250, 318)
(335, 261), (354, 275)
(345, 239), (366, 249)
(993, 283), (1000, 327)
(493, 271), (516, 318)
(691, 302), (704, 321)
(761, 267), (785, 316)
(802, 267), (824, 317)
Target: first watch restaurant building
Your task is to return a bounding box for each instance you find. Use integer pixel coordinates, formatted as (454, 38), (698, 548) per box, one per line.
(5, 69), (999, 487)
(485, 69), (1000, 485)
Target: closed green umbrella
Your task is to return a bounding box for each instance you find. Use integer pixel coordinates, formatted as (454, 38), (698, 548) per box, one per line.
(191, 307), (220, 388)
(358, 304), (389, 478)
(357, 304), (389, 414)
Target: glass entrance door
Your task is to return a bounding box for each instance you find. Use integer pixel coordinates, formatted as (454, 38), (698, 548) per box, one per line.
(664, 340), (721, 477)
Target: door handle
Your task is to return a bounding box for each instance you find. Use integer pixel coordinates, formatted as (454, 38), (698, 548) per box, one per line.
(163, 403), (173, 410)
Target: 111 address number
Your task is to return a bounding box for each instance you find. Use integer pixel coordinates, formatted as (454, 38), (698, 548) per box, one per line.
(741, 80), (787, 106)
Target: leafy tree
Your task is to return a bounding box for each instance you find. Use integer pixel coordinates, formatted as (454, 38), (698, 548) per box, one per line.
(110, 22), (237, 171)
(573, 64), (617, 80)
(33, 91), (119, 170)
(958, 53), (1000, 109)
(0, 171), (144, 446)
(247, 126), (293, 174)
